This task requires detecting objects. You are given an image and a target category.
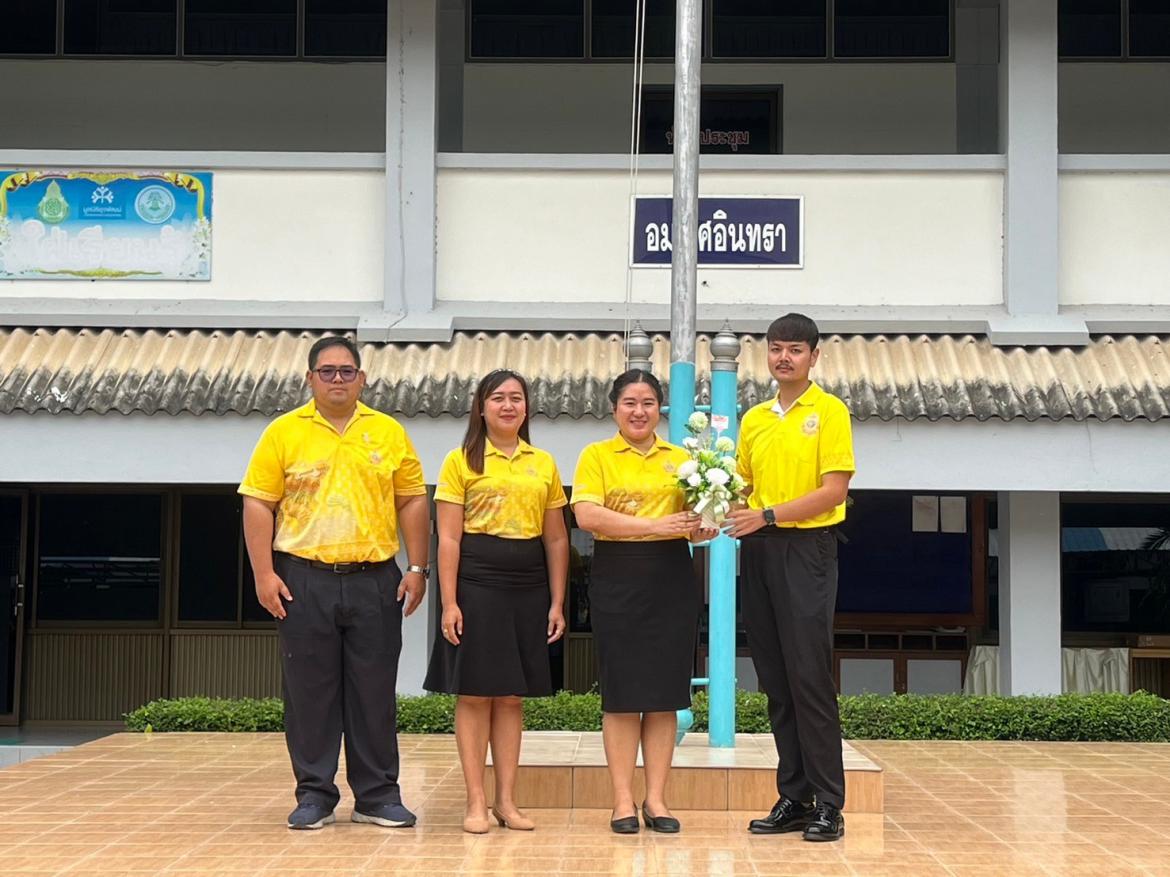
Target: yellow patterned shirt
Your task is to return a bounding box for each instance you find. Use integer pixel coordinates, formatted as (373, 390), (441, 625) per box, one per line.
(434, 440), (567, 539)
(570, 432), (689, 542)
(736, 381), (855, 528)
(238, 400), (426, 563)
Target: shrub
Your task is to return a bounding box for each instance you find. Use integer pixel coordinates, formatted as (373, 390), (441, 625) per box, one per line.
(125, 691), (1170, 742)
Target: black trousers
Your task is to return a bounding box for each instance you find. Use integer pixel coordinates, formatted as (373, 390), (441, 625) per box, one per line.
(741, 527), (845, 809)
(276, 553), (404, 811)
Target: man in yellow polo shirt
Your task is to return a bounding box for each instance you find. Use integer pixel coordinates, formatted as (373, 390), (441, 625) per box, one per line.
(724, 313), (855, 842)
(239, 336), (430, 831)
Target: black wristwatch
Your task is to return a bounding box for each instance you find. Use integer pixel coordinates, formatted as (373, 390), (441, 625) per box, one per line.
(762, 507), (776, 526)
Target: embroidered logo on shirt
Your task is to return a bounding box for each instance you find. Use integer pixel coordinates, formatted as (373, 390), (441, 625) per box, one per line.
(802, 413), (820, 436)
(369, 451), (383, 465)
(663, 462), (677, 474)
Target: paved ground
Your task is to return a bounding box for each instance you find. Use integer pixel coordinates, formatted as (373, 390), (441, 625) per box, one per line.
(1, 733), (1169, 876)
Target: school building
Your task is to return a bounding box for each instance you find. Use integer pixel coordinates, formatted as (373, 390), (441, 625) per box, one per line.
(2, 0), (1170, 726)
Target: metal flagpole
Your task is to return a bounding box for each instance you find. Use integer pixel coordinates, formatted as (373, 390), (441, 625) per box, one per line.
(666, 0), (701, 448)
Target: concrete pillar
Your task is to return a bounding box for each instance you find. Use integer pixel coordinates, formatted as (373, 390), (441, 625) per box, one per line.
(384, 0), (439, 322)
(999, 0), (1059, 318)
(955, 0), (1000, 154)
(997, 491), (1063, 695)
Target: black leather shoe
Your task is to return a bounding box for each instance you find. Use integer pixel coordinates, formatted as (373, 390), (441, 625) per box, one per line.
(610, 811), (640, 834)
(802, 802), (844, 842)
(641, 802), (680, 833)
(747, 797), (815, 834)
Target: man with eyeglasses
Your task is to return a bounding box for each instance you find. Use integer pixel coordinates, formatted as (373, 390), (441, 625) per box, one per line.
(239, 335), (431, 831)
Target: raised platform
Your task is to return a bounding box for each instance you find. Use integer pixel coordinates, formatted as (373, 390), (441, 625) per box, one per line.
(485, 732), (883, 813)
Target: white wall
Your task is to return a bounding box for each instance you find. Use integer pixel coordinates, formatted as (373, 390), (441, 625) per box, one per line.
(1060, 172), (1170, 306)
(1060, 64), (1170, 154)
(0, 60), (386, 151)
(437, 167), (1004, 307)
(462, 63), (959, 154)
(0, 170), (385, 302)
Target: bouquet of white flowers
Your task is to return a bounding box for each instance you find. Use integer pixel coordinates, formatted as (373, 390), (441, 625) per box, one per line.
(676, 411), (747, 529)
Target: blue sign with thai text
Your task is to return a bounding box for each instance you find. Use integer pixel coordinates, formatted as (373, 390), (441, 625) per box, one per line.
(631, 196), (802, 268)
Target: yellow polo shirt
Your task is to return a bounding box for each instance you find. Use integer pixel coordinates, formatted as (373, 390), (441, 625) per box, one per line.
(434, 440), (567, 539)
(736, 382), (855, 528)
(238, 400), (426, 563)
(570, 433), (689, 542)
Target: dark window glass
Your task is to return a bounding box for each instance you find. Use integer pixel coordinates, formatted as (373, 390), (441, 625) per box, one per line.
(639, 88), (781, 154)
(37, 494), (162, 623)
(591, 0), (675, 59)
(1130, 0), (1170, 57)
(306, 0), (386, 57)
(712, 0), (827, 58)
(1059, 0), (1122, 57)
(0, 496), (23, 715)
(469, 0), (584, 58)
(64, 0), (177, 55)
(834, 0), (949, 58)
(1060, 500), (1170, 633)
(0, 0), (57, 54)
(241, 560), (272, 624)
(184, 0), (296, 56)
(836, 491), (974, 614)
(177, 493), (241, 623)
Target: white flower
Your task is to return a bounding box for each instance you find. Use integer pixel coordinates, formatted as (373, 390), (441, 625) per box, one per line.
(677, 459), (699, 478)
(686, 472), (703, 487)
(682, 436), (699, 450)
(686, 411), (709, 432)
(715, 436), (735, 453)
(705, 468), (730, 486)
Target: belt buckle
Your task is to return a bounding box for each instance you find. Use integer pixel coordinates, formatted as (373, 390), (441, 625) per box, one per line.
(332, 562), (349, 574)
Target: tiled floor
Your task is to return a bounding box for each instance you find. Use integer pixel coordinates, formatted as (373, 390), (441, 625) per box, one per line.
(2, 733), (1169, 876)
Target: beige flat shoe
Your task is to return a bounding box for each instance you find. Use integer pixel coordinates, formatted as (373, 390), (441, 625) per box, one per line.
(492, 806), (535, 831)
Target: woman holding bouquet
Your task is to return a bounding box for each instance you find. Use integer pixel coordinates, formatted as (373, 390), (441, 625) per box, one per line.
(423, 369), (569, 834)
(571, 370), (716, 834)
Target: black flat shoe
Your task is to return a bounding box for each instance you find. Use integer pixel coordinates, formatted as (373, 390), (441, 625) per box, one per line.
(802, 802), (844, 842)
(610, 812), (640, 834)
(641, 802), (680, 833)
(747, 797), (815, 834)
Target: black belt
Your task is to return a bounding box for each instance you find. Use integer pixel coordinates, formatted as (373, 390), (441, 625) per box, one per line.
(279, 552), (392, 575)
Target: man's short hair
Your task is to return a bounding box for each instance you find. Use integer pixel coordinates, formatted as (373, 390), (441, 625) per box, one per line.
(765, 313), (820, 351)
(308, 336), (361, 370)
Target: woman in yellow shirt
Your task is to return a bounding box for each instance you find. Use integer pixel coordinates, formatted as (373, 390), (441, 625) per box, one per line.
(571, 370), (713, 835)
(423, 369), (570, 834)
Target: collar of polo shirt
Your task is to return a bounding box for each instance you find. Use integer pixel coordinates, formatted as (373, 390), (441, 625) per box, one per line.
(771, 381), (824, 416)
(485, 438), (533, 458)
(609, 431), (672, 455)
(297, 399), (378, 422)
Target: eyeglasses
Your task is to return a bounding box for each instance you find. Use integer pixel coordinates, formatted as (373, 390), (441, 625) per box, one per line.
(313, 366), (360, 383)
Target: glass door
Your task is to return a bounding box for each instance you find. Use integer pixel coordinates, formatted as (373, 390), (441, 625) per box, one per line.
(0, 492), (28, 725)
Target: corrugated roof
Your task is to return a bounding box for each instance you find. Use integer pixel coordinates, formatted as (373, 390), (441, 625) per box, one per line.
(1, 328), (1168, 422)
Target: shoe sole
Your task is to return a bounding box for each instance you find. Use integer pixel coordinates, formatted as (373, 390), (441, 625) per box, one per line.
(288, 813), (335, 830)
(351, 811), (417, 828)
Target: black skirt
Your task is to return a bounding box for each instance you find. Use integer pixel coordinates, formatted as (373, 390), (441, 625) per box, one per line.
(423, 533), (553, 697)
(589, 539), (701, 713)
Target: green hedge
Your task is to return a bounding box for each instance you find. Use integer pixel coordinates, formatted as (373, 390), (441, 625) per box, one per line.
(124, 691), (1170, 742)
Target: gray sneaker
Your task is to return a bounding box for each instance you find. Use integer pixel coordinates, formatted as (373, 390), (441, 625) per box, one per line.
(287, 802), (335, 830)
(351, 802), (417, 828)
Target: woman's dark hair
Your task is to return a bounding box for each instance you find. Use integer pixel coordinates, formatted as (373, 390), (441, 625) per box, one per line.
(463, 369), (532, 474)
(308, 335), (361, 370)
(608, 369), (664, 407)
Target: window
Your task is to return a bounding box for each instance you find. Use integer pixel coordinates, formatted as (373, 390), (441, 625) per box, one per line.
(469, 0), (585, 59)
(591, 0), (675, 59)
(177, 493), (242, 623)
(305, 0), (386, 57)
(36, 494), (163, 623)
(0, 0), (56, 54)
(711, 0), (827, 59)
(1130, 0), (1170, 57)
(1059, 0), (1122, 57)
(64, 0), (176, 55)
(833, 0), (950, 59)
(184, 0), (297, 56)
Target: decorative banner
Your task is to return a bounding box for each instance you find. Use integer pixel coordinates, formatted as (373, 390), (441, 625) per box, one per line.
(0, 170), (213, 280)
(631, 196), (802, 268)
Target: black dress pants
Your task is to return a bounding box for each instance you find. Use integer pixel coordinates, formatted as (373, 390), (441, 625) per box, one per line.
(276, 553), (404, 811)
(741, 527), (845, 809)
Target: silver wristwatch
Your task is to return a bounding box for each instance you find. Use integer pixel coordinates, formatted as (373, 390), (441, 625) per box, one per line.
(406, 563), (430, 577)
